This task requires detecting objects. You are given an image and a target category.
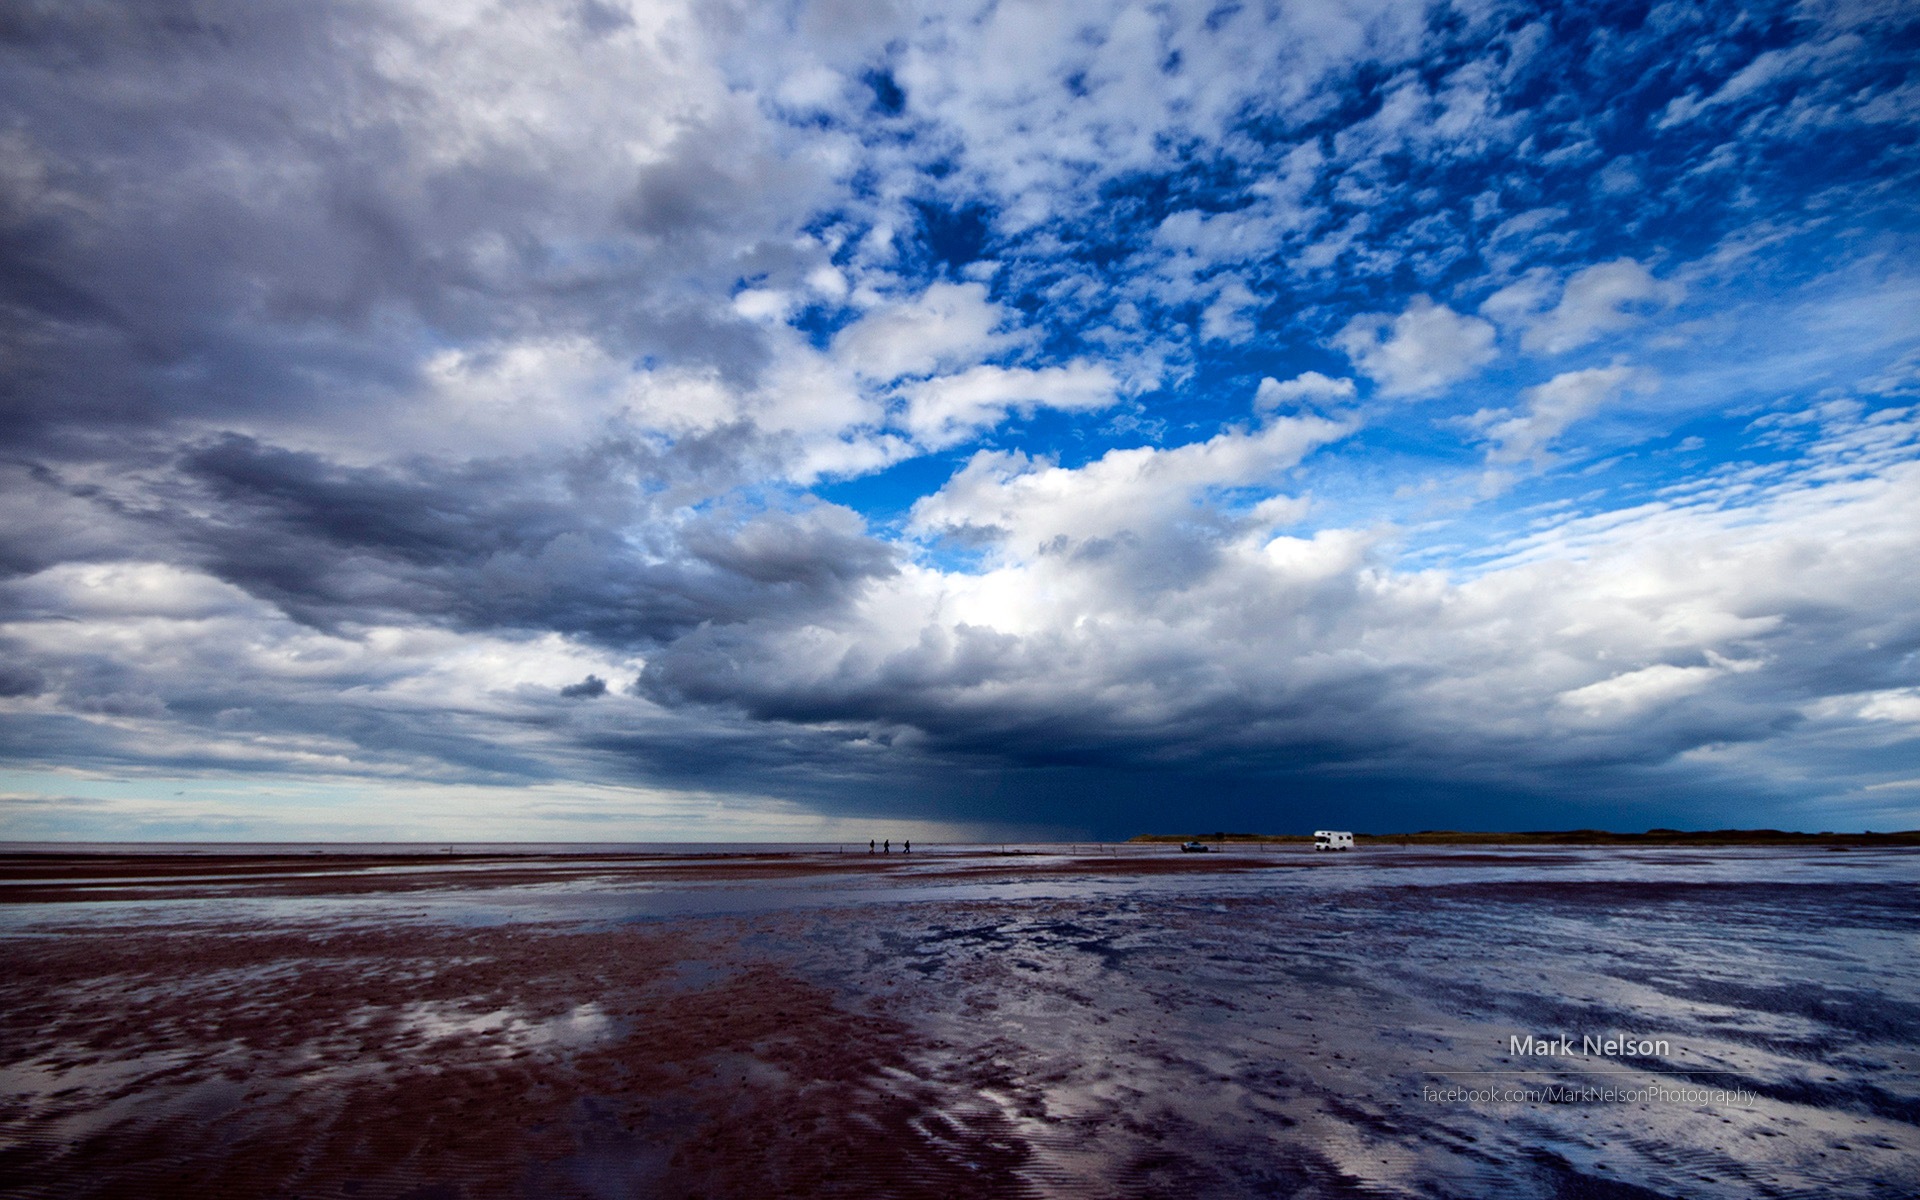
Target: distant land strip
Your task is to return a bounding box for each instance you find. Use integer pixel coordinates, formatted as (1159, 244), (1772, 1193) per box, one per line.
(1129, 829), (1920, 846)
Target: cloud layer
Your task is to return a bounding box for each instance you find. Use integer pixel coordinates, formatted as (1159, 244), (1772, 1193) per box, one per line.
(2, 0), (1917, 837)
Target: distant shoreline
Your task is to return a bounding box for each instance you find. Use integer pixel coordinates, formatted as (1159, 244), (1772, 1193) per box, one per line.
(1129, 829), (1920, 846)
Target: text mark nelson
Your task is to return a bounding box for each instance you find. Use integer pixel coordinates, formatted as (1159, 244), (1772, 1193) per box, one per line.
(1510, 1034), (1672, 1057)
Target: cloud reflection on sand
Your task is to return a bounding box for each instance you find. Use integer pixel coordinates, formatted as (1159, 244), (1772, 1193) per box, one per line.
(394, 1000), (619, 1056)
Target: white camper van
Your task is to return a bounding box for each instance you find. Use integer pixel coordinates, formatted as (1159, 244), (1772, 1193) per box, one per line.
(1313, 830), (1354, 851)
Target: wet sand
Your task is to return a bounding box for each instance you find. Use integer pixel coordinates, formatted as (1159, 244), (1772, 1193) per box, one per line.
(2, 846), (1916, 1197)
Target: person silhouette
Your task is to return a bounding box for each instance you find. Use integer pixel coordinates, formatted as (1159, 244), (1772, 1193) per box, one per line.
(869, 839), (875, 853)
(905, 840), (911, 853)
(883, 839), (890, 853)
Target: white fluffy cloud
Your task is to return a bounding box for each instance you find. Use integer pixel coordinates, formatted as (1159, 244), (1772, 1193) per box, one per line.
(1334, 297), (1499, 396)
(891, 0), (1428, 229)
(832, 282), (1029, 383)
(1467, 365), (1642, 469)
(1200, 278), (1262, 344)
(910, 413), (1353, 557)
(1483, 259), (1682, 355)
(901, 363), (1119, 450)
(1255, 372), (1358, 412)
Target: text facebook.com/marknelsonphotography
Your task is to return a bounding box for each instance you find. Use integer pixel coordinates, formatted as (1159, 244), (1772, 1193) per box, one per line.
(1422, 1085), (1762, 1107)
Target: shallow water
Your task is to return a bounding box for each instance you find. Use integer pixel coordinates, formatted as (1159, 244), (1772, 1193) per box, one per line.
(2, 846), (1915, 1197)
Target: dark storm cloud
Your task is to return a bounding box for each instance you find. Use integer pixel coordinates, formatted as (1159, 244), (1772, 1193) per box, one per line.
(631, 402), (1920, 819)
(0, 0), (833, 449)
(0, 662), (46, 698)
(156, 432), (898, 641)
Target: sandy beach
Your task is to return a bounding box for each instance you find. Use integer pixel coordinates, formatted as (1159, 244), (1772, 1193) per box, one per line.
(2, 844), (1916, 1198)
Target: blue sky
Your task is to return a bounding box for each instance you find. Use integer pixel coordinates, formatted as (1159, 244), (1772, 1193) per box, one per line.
(1, 0), (1916, 839)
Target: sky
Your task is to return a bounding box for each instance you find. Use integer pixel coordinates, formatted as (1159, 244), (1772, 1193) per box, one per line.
(2, 0), (1917, 841)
